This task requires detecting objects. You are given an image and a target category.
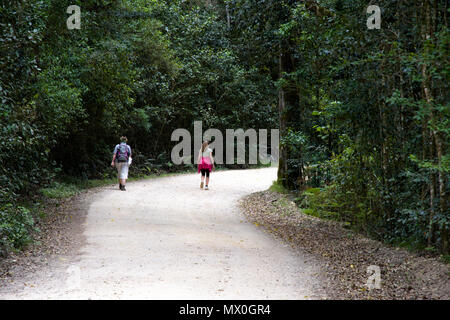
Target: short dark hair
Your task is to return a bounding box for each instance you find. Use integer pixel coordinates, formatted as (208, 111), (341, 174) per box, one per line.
(120, 136), (128, 143)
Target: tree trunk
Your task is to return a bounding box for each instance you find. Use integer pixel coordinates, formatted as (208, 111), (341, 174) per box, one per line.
(421, 0), (448, 253)
(277, 40), (299, 189)
(225, 4), (231, 29)
(428, 132), (436, 247)
(277, 44), (288, 186)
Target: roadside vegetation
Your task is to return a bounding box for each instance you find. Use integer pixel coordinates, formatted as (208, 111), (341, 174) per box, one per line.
(1, 0), (448, 258)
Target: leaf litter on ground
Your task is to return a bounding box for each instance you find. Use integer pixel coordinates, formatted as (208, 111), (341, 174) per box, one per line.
(239, 191), (450, 300)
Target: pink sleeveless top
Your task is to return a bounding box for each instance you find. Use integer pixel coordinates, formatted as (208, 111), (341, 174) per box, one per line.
(198, 148), (213, 173)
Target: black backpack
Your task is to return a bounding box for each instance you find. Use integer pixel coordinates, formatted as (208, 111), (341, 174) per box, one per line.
(116, 144), (129, 162)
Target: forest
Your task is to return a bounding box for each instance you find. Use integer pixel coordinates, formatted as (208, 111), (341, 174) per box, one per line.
(1, 0), (448, 257)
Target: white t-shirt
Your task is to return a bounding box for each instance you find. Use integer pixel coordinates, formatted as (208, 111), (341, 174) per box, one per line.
(199, 147), (212, 158)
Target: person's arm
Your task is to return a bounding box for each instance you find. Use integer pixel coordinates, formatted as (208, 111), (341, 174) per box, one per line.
(111, 145), (118, 167)
(197, 150), (202, 166)
(127, 145), (132, 165)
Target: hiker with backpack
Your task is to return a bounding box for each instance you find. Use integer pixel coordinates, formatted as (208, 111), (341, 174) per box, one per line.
(111, 136), (132, 191)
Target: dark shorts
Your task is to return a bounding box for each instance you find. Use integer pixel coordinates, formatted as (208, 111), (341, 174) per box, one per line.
(201, 169), (210, 178)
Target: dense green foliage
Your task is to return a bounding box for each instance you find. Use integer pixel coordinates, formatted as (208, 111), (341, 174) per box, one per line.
(226, 0), (448, 253)
(1, 0), (448, 254)
(1, 0), (276, 253)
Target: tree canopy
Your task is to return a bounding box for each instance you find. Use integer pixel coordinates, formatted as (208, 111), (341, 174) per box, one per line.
(1, 0), (448, 255)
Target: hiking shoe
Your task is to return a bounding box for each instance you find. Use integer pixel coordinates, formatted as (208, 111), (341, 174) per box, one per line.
(200, 182), (204, 189)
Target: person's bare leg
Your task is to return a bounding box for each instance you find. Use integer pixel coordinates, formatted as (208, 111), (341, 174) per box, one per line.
(200, 175), (205, 189)
(206, 176), (210, 186)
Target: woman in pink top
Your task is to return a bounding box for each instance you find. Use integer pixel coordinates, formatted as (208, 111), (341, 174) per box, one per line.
(198, 141), (215, 190)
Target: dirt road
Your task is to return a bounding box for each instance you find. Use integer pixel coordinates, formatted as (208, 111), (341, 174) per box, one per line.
(0, 168), (326, 299)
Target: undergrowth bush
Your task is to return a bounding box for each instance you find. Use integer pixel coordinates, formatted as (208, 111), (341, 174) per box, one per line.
(0, 203), (35, 254)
